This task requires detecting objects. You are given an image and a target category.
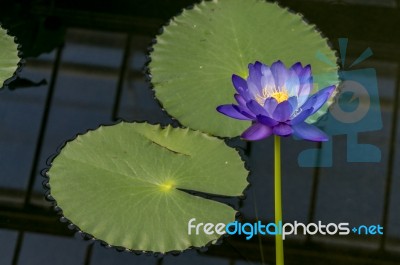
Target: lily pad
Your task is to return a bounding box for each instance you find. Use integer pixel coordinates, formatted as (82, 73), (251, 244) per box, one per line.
(149, 0), (339, 137)
(47, 122), (248, 253)
(0, 26), (19, 88)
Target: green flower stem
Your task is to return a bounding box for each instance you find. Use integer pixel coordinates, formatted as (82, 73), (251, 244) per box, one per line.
(274, 135), (284, 265)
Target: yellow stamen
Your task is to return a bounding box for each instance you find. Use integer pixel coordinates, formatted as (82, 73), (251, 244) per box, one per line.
(255, 86), (289, 106)
(271, 91), (289, 103)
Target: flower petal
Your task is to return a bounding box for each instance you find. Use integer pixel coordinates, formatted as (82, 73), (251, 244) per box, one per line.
(216, 104), (252, 120)
(247, 100), (268, 116)
(292, 122), (329, 142)
(234, 93), (247, 107)
(260, 64), (275, 94)
(271, 60), (289, 89)
(232, 74), (248, 92)
(247, 81), (261, 100)
(288, 96), (298, 110)
(290, 62), (303, 75)
(257, 115), (279, 127)
(298, 64), (312, 84)
(253, 61), (263, 72)
(296, 65), (312, 105)
(272, 101), (293, 122)
(285, 69), (300, 96)
(289, 108), (314, 125)
(233, 105), (255, 119)
(232, 74), (250, 100)
(264, 97), (278, 116)
(241, 123), (272, 141)
(248, 62), (263, 90)
(273, 123), (293, 136)
(297, 76), (313, 106)
(301, 85), (335, 115)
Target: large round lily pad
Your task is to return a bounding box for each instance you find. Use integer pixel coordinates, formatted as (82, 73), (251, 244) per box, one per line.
(47, 122), (248, 253)
(0, 27), (19, 88)
(149, 0), (339, 137)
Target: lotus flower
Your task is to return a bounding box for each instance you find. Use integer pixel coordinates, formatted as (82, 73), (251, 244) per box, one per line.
(217, 61), (335, 141)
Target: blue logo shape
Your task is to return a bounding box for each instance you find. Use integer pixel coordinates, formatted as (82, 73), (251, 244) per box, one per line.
(298, 38), (382, 167)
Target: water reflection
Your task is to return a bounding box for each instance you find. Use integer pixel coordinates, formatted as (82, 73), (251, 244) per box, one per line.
(0, 0), (399, 264)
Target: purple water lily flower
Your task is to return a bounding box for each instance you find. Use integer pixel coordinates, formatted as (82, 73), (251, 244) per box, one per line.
(217, 60), (335, 141)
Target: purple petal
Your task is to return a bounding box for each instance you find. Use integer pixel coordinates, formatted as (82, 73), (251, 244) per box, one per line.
(264, 97), (278, 115)
(298, 65), (312, 84)
(288, 96), (298, 110)
(257, 115), (278, 127)
(272, 101), (293, 122)
(301, 85), (335, 115)
(232, 74), (248, 92)
(216, 105), (252, 120)
(290, 62), (303, 75)
(247, 81), (261, 100)
(297, 76), (313, 106)
(248, 63), (263, 90)
(232, 75), (250, 100)
(273, 123), (293, 136)
(296, 65), (312, 105)
(234, 93), (247, 107)
(260, 62), (272, 75)
(271, 60), (289, 89)
(241, 123), (272, 141)
(233, 105), (255, 119)
(260, 64), (276, 94)
(246, 100), (268, 116)
(253, 61), (263, 71)
(292, 122), (329, 142)
(289, 108), (314, 125)
(301, 95), (316, 112)
(285, 69), (300, 96)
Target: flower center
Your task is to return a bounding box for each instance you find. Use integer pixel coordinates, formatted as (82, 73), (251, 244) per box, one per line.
(255, 87), (289, 106)
(271, 91), (289, 103)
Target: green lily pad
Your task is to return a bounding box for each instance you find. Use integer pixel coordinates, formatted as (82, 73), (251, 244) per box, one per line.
(149, 0), (339, 137)
(47, 122), (248, 253)
(0, 26), (19, 88)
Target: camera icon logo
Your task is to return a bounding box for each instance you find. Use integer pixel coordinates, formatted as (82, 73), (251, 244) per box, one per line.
(298, 38), (382, 167)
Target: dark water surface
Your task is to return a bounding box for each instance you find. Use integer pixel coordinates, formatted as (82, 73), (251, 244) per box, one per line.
(0, 0), (400, 264)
